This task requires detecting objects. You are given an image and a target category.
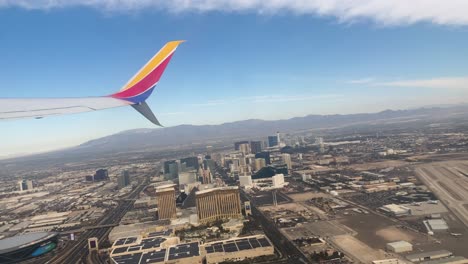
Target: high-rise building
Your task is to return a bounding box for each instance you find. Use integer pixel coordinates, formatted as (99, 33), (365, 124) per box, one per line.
(196, 187), (242, 224)
(180, 156), (199, 171)
(255, 151), (271, 165)
(202, 160), (215, 184)
(234, 141), (249, 151)
(18, 179), (33, 191)
(167, 163), (179, 179)
(268, 135), (279, 147)
(156, 187), (177, 220)
(281, 153), (292, 169)
(250, 141), (262, 154)
(239, 143), (251, 155)
(163, 160), (177, 174)
(94, 169), (109, 181)
(118, 170), (131, 188)
(254, 158), (266, 171)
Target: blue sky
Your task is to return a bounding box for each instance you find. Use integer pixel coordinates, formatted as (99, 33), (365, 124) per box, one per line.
(1, 1), (468, 157)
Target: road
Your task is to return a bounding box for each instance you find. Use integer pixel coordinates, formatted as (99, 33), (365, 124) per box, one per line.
(46, 179), (147, 264)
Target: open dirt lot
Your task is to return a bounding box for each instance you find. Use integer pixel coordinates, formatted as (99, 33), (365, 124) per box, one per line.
(282, 220), (353, 240)
(331, 235), (388, 263)
(338, 211), (434, 250)
(287, 192), (328, 202)
(376, 226), (415, 242)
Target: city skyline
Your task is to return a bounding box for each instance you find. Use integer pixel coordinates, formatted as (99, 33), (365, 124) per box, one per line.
(2, 2), (468, 156)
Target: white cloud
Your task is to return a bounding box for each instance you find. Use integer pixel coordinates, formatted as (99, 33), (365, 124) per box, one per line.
(245, 94), (343, 103)
(2, 0), (468, 26)
(192, 94), (343, 106)
(347, 77), (375, 84)
(377, 77), (468, 89)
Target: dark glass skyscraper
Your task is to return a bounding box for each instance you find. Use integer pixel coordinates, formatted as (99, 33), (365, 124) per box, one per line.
(94, 169), (109, 181)
(164, 160), (177, 174)
(250, 141), (262, 154)
(180, 156), (199, 170)
(268, 135), (279, 147)
(118, 170), (131, 188)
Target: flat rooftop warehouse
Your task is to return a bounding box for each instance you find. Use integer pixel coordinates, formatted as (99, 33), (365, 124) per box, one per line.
(421, 256), (468, 264)
(406, 250), (453, 262)
(204, 235), (274, 264)
(111, 242), (201, 264)
(205, 236), (272, 253)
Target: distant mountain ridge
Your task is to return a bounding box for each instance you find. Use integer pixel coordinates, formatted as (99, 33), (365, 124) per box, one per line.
(3, 104), (468, 167)
(78, 104), (468, 153)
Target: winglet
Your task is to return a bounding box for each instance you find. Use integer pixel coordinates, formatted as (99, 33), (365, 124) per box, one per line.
(111, 40), (184, 126)
(131, 102), (163, 126)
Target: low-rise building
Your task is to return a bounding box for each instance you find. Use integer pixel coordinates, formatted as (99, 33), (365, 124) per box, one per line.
(386, 241), (413, 253)
(406, 250), (453, 263)
(379, 204), (411, 217)
(421, 256), (468, 264)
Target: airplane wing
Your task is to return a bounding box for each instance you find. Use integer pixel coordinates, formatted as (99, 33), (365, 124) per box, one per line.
(0, 40), (184, 126)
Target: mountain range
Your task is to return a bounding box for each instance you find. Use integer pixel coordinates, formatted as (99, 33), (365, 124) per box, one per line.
(2, 104), (468, 173)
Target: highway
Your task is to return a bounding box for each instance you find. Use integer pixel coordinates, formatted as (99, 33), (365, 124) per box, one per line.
(46, 179), (147, 264)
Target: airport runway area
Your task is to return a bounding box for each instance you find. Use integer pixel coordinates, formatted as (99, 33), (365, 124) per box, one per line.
(415, 161), (468, 228)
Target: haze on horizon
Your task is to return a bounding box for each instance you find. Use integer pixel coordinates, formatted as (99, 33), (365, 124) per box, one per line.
(1, 0), (468, 157)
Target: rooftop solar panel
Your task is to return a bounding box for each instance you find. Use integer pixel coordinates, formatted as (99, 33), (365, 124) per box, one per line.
(126, 237), (138, 244)
(115, 239), (126, 246)
(140, 249), (167, 263)
(112, 253), (142, 264)
(223, 243), (238, 253)
(236, 241), (252, 251)
(168, 242), (199, 260)
(112, 247), (129, 254)
(127, 246), (141, 252)
(141, 237), (166, 249)
(214, 244), (223, 252)
(249, 239), (261, 248)
(114, 237), (138, 247)
(258, 238), (271, 247)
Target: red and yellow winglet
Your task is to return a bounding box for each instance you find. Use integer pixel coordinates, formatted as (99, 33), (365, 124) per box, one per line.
(109, 40), (184, 126)
(111, 40), (184, 103)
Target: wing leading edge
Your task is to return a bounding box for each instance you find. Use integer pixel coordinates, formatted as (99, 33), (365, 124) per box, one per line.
(0, 40), (184, 126)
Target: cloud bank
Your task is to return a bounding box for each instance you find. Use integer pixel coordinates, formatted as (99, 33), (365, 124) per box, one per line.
(2, 0), (468, 26)
(378, 77), (468, 89)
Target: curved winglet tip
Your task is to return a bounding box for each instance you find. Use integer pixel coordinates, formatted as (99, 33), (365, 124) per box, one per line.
(170, 40), (186, 46)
